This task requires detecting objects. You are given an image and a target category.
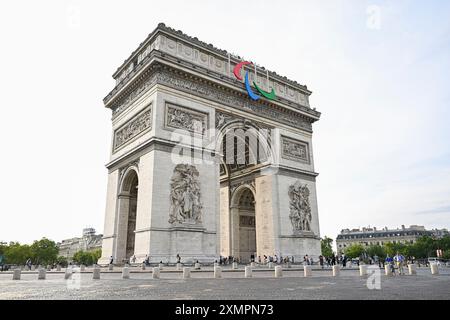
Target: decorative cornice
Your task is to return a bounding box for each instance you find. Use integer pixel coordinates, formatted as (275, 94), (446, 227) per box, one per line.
(107, 59), (318, 132)
(111, 23), (311, 94)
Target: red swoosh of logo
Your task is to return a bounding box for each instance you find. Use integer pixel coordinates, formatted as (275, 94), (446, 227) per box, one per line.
(233, 61), (252, 81)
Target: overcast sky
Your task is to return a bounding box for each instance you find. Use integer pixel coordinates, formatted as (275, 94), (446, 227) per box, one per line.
(1, 0), (449, 246)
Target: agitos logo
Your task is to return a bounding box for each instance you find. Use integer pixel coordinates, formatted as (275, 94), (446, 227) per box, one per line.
(233, 61), (276, 101)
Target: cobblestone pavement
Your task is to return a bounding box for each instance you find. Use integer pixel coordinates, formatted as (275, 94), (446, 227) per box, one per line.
(0, 266), (449, 300)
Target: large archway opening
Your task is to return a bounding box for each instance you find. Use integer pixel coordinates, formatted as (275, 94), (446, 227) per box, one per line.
(118, 169), (139, 262)
(230, 187), (256, 263)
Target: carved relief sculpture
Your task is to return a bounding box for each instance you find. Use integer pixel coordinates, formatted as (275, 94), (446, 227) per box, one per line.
(169, 164), (203, 224)
(165, 103), (207, 135)
(281, 136), (309, 163)
(288, 181), (312, 233)
(114, 107), (152, 151)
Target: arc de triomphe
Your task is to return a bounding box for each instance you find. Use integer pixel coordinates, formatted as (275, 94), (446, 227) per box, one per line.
(98, 23), (322, 265)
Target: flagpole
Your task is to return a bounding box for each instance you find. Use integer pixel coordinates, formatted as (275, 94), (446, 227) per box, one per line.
(266, 70), (270, 89)
(254, 63), (257, 83)
(228, 53), (231, 78)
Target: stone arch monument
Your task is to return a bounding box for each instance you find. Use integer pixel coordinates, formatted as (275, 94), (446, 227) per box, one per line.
(98, 23), (322, 264)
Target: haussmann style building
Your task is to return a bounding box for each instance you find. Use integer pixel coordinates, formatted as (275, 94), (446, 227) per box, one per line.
(336, 225), (449, 253)
(98, 23), (322, 265)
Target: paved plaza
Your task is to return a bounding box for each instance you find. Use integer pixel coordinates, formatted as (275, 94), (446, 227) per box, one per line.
(0, 266), (449, 300)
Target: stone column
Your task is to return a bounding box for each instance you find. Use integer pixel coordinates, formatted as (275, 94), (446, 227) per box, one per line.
(93, 267), (101, 279)
(38, 268), (46, 280)
(332, 265), (340, 276)
(183, 267), (191, 279)
(251, 262), (256, 268)
(152, 267), (160, 279)
(30, 265), (35, 271)
(268, 262), (274, 269)
(13, 269), (21, 280)
(214, 266), (222, 278)
(359, 265), (368, 276)
(430, 263), (439, 275)
(80, 265), (86, 272)
(304, 265), (312, 277)
(274, 266), (282, 277)
(232, 262), (238, 270)
(408, 264), (417, 275)
(245, 266), (252, 278)
(108, 264), (114, 271)
(176, 263), (182, 271)
(122, 266), (130, 279)
(56, 265), (61, 271)
(384, 264), (392, 276)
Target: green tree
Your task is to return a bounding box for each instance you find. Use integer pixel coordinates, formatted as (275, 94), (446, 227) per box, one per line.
(366, 245), (386, 259)
(3, 242), (32, 265)
(321, 236), (334, 257)
(56, 256), (68, 267)
(90, 249), (102, 264)
(73, 251), (94, 266)
(30, 238), (58, 265)
(344, 244), (365, 259)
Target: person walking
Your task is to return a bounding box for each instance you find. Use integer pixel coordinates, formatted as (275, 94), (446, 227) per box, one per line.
(319, 255), (324, 269)
(394, 252), (405, 275)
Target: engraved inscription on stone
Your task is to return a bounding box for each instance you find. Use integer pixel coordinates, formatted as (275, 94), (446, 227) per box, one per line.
(165, 103), (207, 135)
(113, 106), (152, 151)
(281, 136), (309, 163)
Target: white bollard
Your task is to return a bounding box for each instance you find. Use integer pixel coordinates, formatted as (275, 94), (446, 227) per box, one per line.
(385, 264), (392, 276)
(31, 265), (35, 271)
(152, 267), (160, 279)
(430, 263), (439, 275)
(93, 267), (101, 279)
(268, 262), (274, 269)
(274, 266), (283, 277)
(332, 265), (340, 276)
(183, 267), (191, 279)
(158, 263), (164, 270)
(122, 266), (130, 279)
(194, 262), (201, 270)
(80, 265), (86, 272)
(251, 262), (256, 268)
(408, 264), (417, 275)
(176, 263), (182, 271)
(214, 262), (218, 267)
(359, 265), (368, 276)
(64, 268), (73, 279)
(108, 264), (113, 271)
(232, 262), (238, 270)
(304, 265), (312, 277)
(214, 266), (222, 278)
(38, 268), (46, 280)
(13, 269), (21, 280)
(141, 263), (146, 270)
(245, 266), (252, 278)
(56, 265), (61, 271)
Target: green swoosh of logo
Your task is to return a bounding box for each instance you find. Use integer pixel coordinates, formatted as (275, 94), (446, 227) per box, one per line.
(253, 81), (276, 100)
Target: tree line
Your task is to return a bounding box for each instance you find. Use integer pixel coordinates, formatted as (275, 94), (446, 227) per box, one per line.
(0, 238), (101, 267)
(321, 235), (450, 260)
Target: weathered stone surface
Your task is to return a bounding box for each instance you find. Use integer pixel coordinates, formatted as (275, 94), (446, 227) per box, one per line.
(245, 266), (252, 278)
(332, 265), (340, 276)
(93, 267), (101, 280)
(275, 266), (283, 277)
(152, 267), (160, 279)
